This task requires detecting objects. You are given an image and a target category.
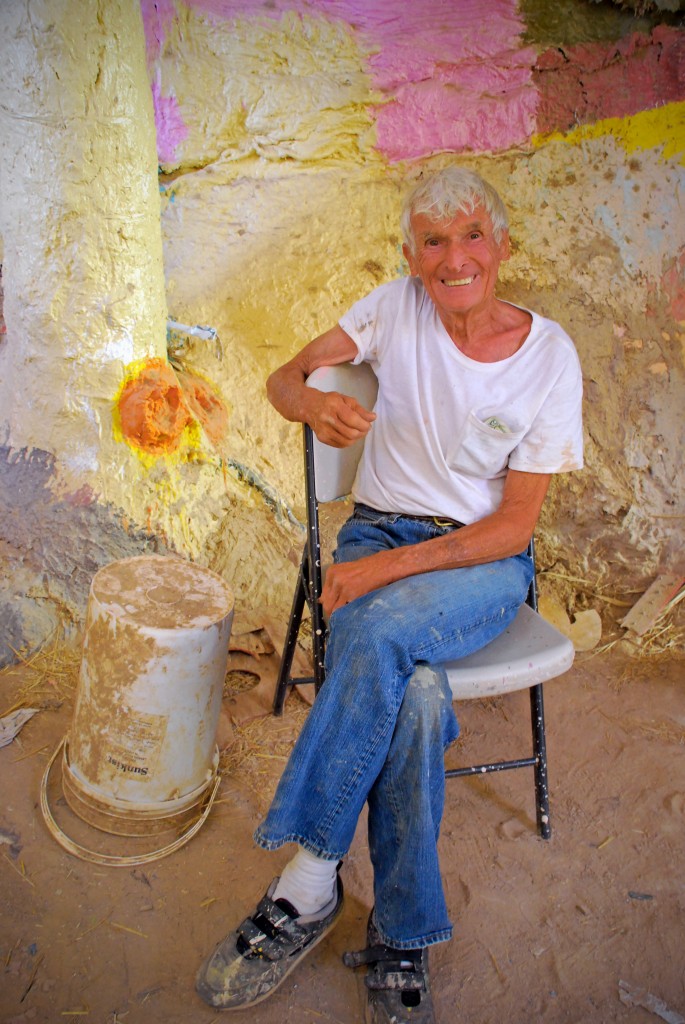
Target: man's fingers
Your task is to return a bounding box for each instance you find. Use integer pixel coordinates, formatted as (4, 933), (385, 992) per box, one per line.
(340, 395), (376, 423)
(320, 575), (347, 618)
(313, 392), (376, 447)
(325, 395), (375, 433)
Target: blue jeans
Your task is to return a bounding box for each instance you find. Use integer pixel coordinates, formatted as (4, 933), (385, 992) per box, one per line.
(254, 505), (534, 949)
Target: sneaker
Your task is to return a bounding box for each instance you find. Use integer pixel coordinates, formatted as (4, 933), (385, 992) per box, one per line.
(196, 874), (344, 1010)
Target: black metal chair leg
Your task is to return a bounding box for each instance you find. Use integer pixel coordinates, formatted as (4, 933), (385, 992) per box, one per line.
(273, 551), (308, 716)
(530, 683), (551, 839)
(303, 424), (327, 695)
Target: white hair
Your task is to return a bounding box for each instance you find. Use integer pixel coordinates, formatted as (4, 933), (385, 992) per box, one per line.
(401, 167), (509, 252)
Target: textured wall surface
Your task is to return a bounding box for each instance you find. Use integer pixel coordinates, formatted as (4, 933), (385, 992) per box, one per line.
(0, 0), (683, 663)
(143, 0), (684, 581)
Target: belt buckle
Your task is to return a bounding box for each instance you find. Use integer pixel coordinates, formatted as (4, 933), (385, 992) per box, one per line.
(432, 517), (453, 528)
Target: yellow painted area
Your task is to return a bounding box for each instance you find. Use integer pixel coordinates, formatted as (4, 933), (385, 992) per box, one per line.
(155, 6), (380, 171)
(0, 0), (167, 492)
(533, 101), (685, 164)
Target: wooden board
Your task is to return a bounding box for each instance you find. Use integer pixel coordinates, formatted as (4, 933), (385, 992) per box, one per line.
(620, 573), (684, 636)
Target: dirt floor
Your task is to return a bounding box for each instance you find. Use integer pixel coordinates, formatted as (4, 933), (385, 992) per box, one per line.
(1, 642), (684, 1024)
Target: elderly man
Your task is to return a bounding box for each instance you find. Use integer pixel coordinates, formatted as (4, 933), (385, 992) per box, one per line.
(196, 167), (583, 1022)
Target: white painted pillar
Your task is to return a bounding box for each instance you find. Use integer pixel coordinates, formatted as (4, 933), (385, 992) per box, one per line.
(0, 0), (167, 484)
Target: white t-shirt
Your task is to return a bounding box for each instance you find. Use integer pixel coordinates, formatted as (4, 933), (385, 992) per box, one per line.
(338, 277), (583, 525)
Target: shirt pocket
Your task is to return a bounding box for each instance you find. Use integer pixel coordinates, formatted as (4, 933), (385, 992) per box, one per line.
(448, 410), (527, 478)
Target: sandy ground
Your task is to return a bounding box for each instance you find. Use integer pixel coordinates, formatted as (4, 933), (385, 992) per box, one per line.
(1, 645), (684, 1024)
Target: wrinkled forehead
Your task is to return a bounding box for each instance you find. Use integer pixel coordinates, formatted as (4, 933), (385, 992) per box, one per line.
(410, 205), (495, 239)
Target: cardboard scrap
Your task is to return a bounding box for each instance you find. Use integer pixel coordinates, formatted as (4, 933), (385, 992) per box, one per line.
(215, 709), (235, 751)
(620, 573), (685, 636)
(538, 596), (602, 652)
(618, 980), (685, 1024)
(218, 609), (316, 730)
(229, 631), (273, 659)
(227, 610), (275, 659)
(230, 610), (269, 635)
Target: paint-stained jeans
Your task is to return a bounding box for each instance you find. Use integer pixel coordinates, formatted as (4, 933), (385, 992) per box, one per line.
(254, 505), (534, 949)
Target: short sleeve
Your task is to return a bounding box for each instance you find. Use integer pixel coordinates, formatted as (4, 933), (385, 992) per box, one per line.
(338, 280), (410, 366)
(508, 348), (584, 473)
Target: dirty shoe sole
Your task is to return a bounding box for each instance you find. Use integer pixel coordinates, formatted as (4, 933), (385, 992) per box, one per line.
(196, 877), (344, 1010)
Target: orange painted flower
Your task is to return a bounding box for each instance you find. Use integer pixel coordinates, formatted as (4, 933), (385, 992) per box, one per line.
(117, 359), (191, 454)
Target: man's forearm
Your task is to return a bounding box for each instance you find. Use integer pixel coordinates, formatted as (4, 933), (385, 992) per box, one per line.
(266, 363), (311, 424)
(322, 471), (551, 617)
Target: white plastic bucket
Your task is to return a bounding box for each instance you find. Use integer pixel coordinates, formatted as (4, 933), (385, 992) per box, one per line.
(63, 554), (234, 836)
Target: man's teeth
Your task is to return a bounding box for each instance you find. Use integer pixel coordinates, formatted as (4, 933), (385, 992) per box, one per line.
(443, 277), (474, 286)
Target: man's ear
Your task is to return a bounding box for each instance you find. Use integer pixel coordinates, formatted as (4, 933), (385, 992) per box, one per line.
(499, 230), (511, 261)
(402, 242), (418, 275)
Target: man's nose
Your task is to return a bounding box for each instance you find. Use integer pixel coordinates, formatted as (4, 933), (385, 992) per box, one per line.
(443, 240), (467, 268)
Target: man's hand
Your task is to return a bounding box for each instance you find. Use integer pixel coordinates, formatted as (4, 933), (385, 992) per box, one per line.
(266, 324), (366, 434)
(309, 390), (375, 448)
(321, 553), (395, 618)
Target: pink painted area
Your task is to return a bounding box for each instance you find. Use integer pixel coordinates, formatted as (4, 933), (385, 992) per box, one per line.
(374, 41), (538, 161)
(140, 0), (178, 61)
(141, 0), (538, 161)
(377, 77), (537, 163)
(534, 26), (685, 135)
(318, 0), (531, 89)
(151, 77), (189, 165)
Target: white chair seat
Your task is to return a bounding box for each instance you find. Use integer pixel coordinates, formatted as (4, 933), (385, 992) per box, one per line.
(445, 602), (574, 699)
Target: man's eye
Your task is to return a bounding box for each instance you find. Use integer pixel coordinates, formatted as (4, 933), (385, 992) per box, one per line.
(426, 238), (440, 247)
(469, 232), (482, 240)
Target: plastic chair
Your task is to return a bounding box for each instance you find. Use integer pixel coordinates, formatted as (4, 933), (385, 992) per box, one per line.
(272, 363), (575, 839)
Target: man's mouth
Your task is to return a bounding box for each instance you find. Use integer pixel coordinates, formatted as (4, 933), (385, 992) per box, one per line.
(443, 276), (474, 287)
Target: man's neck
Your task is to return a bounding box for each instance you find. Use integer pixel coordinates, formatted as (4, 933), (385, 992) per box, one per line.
(438, 298), (532, 363)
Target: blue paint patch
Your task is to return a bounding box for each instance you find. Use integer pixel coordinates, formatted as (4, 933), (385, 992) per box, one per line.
(593, 204), (638, 276)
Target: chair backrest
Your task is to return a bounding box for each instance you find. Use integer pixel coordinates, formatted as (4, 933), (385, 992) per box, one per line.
(306, 362), (379, 502)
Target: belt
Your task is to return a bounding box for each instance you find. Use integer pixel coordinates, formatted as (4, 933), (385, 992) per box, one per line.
(400, 512), (464, 529)
(355, 504), (464, 529)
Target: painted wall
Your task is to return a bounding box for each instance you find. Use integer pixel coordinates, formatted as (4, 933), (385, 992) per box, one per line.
(144, 0), (684, 578)
(0, 0), (683, 663)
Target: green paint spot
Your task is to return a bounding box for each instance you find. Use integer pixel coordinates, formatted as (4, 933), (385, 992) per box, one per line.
(520, 0), (673, 48)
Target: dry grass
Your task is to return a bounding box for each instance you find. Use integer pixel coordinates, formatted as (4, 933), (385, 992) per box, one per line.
(223, 669), (262, 694)
(0, 637), (81, 717)
(218, 700), (309, 812)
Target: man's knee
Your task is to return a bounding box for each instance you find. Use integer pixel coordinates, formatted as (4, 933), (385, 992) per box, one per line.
(402, 664), (453, 721)
(392, 663), (459, 755)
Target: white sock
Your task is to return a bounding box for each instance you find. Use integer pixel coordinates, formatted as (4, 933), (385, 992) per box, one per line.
(272, 846), (338, 917)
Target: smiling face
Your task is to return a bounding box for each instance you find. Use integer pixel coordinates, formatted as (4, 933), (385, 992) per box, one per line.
(402, 206), (510, 325)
